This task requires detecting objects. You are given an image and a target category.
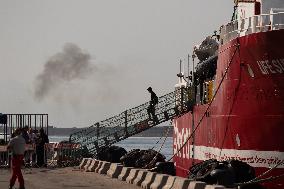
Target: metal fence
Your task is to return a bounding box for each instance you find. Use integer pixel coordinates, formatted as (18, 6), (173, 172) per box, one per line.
(0, 114), (48, 144)
(0, 143), (82, 168)
(0, 114), (49, 168)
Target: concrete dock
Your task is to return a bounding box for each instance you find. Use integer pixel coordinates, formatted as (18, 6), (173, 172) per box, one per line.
(0, 159), (228, 189)
(0, 167), (140, 189)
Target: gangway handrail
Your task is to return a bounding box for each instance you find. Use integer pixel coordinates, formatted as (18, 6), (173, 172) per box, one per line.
(70, 87), (193, 157)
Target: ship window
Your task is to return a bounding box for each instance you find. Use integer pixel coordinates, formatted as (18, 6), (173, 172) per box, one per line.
(255, 2), (261, 15)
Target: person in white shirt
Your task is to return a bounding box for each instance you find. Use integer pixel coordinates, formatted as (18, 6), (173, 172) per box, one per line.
(7, 128), (26, 189)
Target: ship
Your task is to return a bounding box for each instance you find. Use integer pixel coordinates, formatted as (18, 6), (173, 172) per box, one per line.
(173, 0), (284, 189)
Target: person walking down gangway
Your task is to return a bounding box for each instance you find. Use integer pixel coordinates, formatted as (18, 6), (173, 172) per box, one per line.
(147, 87), (159, 123)
(7, 128), (26, 189)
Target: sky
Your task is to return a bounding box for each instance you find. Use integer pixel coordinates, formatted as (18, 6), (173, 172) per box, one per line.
(0, 0), (234, 128)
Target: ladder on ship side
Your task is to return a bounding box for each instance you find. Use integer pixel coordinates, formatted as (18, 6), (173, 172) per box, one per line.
(69, 87), (194, 156)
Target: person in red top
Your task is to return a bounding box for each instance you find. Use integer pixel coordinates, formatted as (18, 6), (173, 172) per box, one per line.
(7, 128), (26, 189)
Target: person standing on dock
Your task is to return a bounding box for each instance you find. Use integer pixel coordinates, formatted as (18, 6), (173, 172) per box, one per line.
(21, 126), (30, 144)
(36, 128), (49, 167)
(7, 128), (26, 189)
(147, 87), (159, 122)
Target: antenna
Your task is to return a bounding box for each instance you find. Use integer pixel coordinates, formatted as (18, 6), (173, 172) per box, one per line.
(192, 53), (196, 85)
(180, 59), (182, 74)
(177, 59), (183, 78)
(188, 54), (190, 83)
(183, 59), (185, 76)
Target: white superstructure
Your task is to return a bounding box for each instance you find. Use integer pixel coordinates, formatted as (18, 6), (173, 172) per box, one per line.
(220, 0), (284, 43)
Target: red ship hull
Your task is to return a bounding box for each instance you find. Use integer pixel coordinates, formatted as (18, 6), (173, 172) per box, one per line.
(173, 30), (284, 189)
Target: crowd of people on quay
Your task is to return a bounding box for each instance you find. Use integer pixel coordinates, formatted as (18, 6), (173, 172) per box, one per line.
(10, 126), (49, 167)
(7, 127), (49, 189)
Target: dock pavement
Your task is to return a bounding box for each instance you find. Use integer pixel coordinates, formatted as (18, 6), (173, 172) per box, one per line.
(0, 167), (140, 189)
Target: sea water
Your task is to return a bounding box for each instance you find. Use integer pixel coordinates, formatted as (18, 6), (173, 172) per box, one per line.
(49, 136), (173, 160)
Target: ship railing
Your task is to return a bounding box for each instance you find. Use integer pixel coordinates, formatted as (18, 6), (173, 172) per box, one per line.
(220, 12), (284, 44)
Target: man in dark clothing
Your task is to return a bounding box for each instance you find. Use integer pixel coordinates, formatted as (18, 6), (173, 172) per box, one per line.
(21, 126), (30, 168)
(21, 126), (29, 144)
(36, 128), (49, 167)
(147, 87), (158, 122)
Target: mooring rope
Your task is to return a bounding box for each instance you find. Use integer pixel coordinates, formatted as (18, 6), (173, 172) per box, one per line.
(151, 124), (171, 150)
(147, 126), (171, 168)
(234, 161), (284, 187)
(234, 173), (284, 187)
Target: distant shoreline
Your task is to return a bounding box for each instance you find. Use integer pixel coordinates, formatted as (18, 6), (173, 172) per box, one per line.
(48, 126), (173, 137)
(48, 135), (174, 138)
(0, 126), (173, 139)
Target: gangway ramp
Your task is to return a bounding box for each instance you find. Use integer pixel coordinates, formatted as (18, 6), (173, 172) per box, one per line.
(69, 87), (193, 156)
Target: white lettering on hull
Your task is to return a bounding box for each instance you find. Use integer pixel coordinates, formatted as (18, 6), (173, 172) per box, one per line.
(173, 121), (191, 159)
(190, 145), (284, 168)
(257, 59), (284, 75)
(173, 123), (284, 168)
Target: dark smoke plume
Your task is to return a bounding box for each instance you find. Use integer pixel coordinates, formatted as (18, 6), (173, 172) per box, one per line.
(34, 43), (94, 101)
